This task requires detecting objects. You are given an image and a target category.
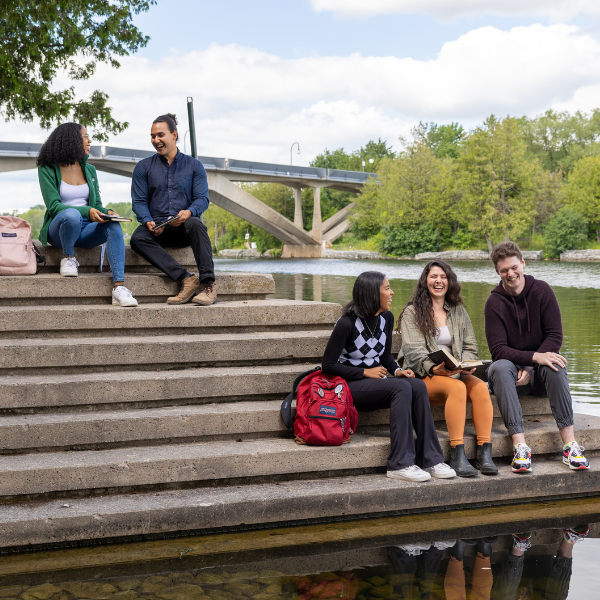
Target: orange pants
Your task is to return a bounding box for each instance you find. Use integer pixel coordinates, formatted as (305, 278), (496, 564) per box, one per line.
(444, 555), (493, 600)
(424, 374), (493, 447)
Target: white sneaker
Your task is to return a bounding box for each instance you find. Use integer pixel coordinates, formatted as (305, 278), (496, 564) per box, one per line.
(425, 462), (457, 479)
(60, 257), (79, 277)
(387, 465), (431, 482)
(112, 285), (138, 307)
(396, 543), (431, 556)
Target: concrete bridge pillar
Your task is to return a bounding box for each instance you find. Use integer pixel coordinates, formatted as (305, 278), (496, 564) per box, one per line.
(293, 187), (303, 230)
(311, 186), (322, 242)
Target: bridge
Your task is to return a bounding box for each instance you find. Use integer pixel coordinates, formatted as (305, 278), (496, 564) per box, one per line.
(0, 141), (375, 257)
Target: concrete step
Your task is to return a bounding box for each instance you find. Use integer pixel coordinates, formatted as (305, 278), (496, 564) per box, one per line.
(0, 395), (554, 452)
(0, 364), (319, 411)
(34, 242), (203, 274)
(0, 413), (598, 497)
(0, 330), (332, 375)
(1, 457), (599, 549)
(0, 299), (340, 339)
(0, 272), (274, 306)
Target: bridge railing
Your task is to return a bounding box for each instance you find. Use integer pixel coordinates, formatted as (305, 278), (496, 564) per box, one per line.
(0, 142), (376, 184)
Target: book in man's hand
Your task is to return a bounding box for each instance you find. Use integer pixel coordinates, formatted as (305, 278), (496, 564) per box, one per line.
(99, 214), (133, 222)
(428, 348), (483, 370)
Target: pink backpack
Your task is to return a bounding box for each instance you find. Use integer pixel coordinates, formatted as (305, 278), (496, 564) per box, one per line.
(0, 216), (45, 275)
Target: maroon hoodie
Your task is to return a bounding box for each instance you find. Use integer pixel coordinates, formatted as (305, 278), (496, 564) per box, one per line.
(484, 274), (562, 366)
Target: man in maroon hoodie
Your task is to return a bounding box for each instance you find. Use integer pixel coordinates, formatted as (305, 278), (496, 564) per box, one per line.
(484, 242), (589, 473)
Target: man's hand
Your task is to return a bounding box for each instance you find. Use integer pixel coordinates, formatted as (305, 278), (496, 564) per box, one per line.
(432, 362), (462, 377)
(364, 366), (387, 379)
(146, 221), (164, 237)
(516, 366), (533, 386)
(89, 207), (108, 223)
(170, 209), (192, 227)
(396, 368), (415, 378)
(533, 352), (567, 372)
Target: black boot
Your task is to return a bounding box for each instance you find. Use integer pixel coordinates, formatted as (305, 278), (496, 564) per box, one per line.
(476, 536), (498, 557)
(450, 539), (477, 561)
(473, 442), (499, 475)
(449, 444), (478, 477)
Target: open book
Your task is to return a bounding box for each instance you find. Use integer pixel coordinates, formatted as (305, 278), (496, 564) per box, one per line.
(99, 214), (133, 222)
(428, 348), (483, 370)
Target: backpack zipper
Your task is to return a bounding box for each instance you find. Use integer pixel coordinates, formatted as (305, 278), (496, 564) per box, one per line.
(309, 415), (345, 433)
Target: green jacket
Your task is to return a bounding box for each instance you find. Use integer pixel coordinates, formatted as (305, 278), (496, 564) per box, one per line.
(397, 302), (480, 378)
(37, 156), (106, 246)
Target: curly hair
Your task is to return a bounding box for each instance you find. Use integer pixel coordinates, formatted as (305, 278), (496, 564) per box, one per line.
(397, 260), (464, 339)
(37, 123), (86, 167)
(342, 271), (386, 319)
(491, 241), (522, 267)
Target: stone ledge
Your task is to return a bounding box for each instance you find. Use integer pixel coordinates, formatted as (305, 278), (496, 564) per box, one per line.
(560, 249), (600, 262)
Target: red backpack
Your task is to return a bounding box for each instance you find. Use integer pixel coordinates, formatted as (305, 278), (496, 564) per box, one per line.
(281, 368), (358, 446)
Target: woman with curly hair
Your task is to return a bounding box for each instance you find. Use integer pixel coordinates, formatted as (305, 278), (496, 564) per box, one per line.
(322, 271), (456, 482)
(398, 261), (497, 477)
(37, 122), (137, 306)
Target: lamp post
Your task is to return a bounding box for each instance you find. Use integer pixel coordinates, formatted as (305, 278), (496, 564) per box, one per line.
(362, 152), (375, 172)
(290, 142), (300, 165)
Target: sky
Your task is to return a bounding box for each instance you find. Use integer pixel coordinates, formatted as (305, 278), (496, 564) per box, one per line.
(2, 0), (600, 212)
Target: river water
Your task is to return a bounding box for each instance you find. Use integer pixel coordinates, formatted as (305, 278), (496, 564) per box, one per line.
(215, 258), (600, 417)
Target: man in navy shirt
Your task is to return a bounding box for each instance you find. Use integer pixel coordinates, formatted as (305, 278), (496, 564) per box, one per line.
(130, 114), (216, 305)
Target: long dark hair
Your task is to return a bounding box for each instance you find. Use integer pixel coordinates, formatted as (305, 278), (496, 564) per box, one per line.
(37, 122), (85, 167)
(342, 271), (386, 319)
(397, 260), (463, 338)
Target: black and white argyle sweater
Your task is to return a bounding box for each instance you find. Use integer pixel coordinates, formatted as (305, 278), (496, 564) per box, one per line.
(338, 315), (386, 367)
(321, 311), (400, 381)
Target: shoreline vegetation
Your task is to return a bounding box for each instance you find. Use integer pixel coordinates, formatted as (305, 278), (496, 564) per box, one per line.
(7, 110), (600, 259)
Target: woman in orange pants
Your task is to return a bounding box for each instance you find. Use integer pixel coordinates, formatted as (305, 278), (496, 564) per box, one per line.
(398, 260), (498, 477)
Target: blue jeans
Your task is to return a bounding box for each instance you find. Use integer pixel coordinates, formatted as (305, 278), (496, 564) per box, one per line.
(47, 208), (126, 283)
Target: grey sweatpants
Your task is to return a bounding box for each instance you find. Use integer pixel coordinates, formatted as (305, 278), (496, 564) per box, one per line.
(487, 359), (574, 436)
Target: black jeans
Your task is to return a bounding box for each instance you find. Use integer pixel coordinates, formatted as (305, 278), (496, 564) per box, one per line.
(348, 377), (444, 471)
(130, 217), (215, 283)
(487, 359), (574, 436)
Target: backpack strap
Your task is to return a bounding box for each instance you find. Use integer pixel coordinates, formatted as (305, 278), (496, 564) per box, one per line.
(32, 244), (46, 274)
(280, 367), (321, 432)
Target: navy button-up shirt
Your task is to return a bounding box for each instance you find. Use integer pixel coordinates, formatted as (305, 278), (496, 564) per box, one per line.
(131, 149), (210, 225)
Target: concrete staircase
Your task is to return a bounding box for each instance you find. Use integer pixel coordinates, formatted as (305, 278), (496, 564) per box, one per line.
(1, 246), (600, 551)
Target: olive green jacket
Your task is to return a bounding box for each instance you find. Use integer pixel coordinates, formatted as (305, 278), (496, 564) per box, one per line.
(397, 302), (480, 378)
(37, 156), (106, 246)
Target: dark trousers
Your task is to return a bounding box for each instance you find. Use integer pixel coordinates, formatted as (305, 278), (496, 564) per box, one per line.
(348, 377), (444, 470)
(487, 359), (574, 436)
(387, 546), (443, 600)
(130, 218), (215, 283)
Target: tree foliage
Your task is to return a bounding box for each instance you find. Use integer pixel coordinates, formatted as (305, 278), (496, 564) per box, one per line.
(544, 208), (588, 258)
(566, 154), (600, 241)
(1, 0), (155, 140)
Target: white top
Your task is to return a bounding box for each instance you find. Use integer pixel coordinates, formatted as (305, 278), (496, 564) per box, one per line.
(435, 325), (452, 354)
(60, 181), (89, 207)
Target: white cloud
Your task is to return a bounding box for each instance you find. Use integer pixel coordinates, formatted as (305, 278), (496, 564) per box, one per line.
(2, 23), (600, 212)
(310, 0), (600, 21)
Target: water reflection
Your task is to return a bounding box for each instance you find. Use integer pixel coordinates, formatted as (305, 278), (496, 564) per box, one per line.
(216, 260), (600, 413)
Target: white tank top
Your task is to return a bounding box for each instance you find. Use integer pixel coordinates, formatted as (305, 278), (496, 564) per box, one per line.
(60, 181), (89, 207)
(435, 325), (452, 354)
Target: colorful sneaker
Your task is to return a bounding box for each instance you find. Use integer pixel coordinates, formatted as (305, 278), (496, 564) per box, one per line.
(563, 441), (590, 470)
(512, 444), (532, 473)
(563, 525), (590, 544)
(512, 533), (532, 552)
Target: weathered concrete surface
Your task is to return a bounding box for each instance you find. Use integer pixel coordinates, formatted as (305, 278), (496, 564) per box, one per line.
(0, 458), (598, 549)
(218, 249), (262, 258)
(0, 272), (275, 306)
(0, 299), (341, 338)
(0, 364), (318, 410)
(281, 244), (323, 258)
(561, 249), (600, 262)
(0, 330), (333, 375)
(0, 397), (554, 451)
(1, 414), (598, 496)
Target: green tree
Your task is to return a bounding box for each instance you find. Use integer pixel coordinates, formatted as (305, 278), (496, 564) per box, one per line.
(566, 154), (600, 241)
(17, 205), (45, 240)
(457, 116), (538, 251)
(522, 109), (600, 173)
(1, 0), (155, 140)
(544, 207), (587, 258)
(408, 121), (466, 159)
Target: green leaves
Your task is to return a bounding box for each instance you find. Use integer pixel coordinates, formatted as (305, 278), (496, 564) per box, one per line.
(0, 0), (155, 140)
